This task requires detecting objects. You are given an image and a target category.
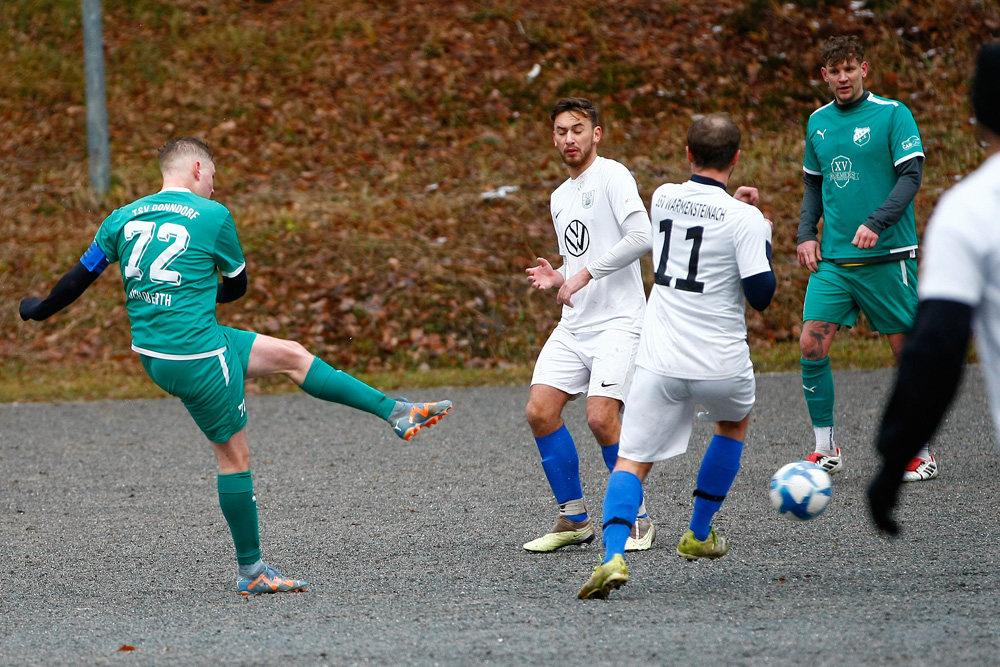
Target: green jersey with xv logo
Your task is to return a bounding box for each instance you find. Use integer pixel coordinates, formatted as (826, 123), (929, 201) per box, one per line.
(803, 92), (924, 261)
(93, 187), (246, 358)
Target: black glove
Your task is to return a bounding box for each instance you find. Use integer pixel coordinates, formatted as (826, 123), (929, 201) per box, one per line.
(867, 472), (901, 536)
(19, 297), (43, 321)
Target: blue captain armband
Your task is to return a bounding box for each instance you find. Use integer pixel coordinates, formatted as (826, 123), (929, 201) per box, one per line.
(80, 242), (110, 274)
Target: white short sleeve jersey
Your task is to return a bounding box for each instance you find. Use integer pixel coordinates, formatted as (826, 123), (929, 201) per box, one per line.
(638, 177), (773, 379)
(549, 156), (648, 333)
(918, 152), (1000, 434)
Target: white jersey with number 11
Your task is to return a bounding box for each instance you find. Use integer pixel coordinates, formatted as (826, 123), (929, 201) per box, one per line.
(638, 178), (772, 380)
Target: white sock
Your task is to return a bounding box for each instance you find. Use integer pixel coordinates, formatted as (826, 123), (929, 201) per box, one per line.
(637, 501), (648, 519)
(813, 426), (836, 456)
(239, 559), (265, 578)
(915, 443), (932, 461)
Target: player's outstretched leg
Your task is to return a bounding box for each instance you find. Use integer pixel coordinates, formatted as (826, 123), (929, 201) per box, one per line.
(295, 355), (453, 440)
(237, 562), (309, 595)
(388, 398), (453, 441)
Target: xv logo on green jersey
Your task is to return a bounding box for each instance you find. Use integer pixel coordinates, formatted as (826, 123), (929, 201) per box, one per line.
(829, 155), (859, 189)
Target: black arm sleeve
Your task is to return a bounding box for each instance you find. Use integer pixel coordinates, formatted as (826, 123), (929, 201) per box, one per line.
(868, 299), (973, 534)
(742, 272), (776, 312)
(796, 172), (824, 245)
(19, 261), (102, 321)
(216, 269), (248, 303)
(741, 241), (776, 312)
(863, 156), (923, 235)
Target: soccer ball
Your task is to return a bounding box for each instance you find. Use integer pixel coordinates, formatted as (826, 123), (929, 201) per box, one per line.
(769, 461), (833, 521)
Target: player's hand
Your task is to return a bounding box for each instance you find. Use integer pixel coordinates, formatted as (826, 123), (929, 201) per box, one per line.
(19, 297), (42, 321)
(797, 240), (822, 273)
(867, 472), (902, 536)
(557, 267), (592, 308)
(852, 225), (880, 249)
(734, 186), (759, 206)
(526, 258), (564, 291)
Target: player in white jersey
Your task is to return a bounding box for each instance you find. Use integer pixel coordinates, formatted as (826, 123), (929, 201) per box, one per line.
(869, 43), (1000, 534)
(523, 98), (655, 553)
(580, 113), (775, 599)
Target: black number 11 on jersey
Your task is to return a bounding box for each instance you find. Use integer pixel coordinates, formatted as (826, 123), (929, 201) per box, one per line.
(654, 218), (705, 293)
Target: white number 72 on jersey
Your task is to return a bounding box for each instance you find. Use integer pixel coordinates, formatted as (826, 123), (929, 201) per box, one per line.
(122, 220), (191, 286)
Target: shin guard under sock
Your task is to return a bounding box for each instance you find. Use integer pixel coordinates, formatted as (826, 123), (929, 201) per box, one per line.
(602, 470), (643, 562)
(535, 425), (586, 522)
(300, 357), (395, 419)
(690, 435), (744, 541)
(218, 470), (262, 565)
(801, 356), (835, 430)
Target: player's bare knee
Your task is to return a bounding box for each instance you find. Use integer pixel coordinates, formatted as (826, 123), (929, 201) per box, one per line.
(716, 415), (750, 441)
(273, 339), (311, 374)
(587, 409), (622, 445)
(800, 337), (823, 361)
(800, 322), (835, 360)
(525, 400), (560, 437)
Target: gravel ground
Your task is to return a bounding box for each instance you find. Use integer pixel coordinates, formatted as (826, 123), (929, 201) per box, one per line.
(2, 366), (998, 666)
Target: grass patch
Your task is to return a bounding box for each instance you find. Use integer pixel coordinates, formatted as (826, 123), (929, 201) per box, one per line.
(1, 351), (536, 403)
(2, 338), (909, 404)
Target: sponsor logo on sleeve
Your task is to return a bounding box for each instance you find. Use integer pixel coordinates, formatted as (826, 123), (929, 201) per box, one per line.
(901, 135), (921, 150)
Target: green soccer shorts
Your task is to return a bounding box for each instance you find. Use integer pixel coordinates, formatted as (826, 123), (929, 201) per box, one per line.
(139, 327), (258, 444)
(802, 259), (918, 334)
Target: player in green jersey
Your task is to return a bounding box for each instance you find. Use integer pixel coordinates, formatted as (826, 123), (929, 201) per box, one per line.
(796, 36), (935, 482)
(19, 137), (453, 595)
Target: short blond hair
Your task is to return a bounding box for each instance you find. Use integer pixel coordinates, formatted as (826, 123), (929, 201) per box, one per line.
(159, 136), (213, 175)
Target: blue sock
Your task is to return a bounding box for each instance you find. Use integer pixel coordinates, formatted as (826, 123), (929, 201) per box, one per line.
(535, 425), (586, 522)
(601, 470), (643, 563)
(600, 443), (647, 519)
(690, 434), (744, 541)
(601, 443), (619, 472)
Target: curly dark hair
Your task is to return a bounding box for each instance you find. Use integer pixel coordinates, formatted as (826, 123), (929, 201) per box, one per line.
(820, 35), (865, 68)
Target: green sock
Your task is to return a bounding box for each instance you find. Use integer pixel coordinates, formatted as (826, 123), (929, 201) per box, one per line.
(801, 357), (835, 428)
(300, 357), (395, 419)
(218, 470), (262, 566)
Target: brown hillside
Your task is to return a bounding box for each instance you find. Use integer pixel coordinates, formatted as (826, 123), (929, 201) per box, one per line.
(2, 0), (997, 382)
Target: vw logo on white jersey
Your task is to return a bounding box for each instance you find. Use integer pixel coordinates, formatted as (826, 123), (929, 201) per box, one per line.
(564, 220), (590, 256)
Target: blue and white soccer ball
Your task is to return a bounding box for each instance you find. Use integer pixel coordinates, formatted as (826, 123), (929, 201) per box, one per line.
(769, 461), (833, 521)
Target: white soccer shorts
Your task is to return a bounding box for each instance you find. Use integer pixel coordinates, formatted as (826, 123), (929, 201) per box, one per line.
(618, 365), (756, 463)
(530, 326), (639, 402)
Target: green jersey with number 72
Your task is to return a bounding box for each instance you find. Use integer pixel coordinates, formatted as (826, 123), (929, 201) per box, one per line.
(93, 186), (246, 358)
